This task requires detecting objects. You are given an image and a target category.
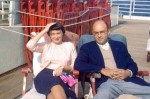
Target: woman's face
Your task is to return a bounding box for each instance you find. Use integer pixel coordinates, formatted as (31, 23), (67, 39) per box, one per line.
(49, 30), (63, 44)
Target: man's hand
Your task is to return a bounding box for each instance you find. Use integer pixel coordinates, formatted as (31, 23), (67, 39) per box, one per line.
(100, 68), (118, 79)
(112, 69), (131, 80)
(100, 68), (131, 80)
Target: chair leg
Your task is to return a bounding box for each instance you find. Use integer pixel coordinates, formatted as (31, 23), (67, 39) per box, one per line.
(81, 73), (86, 96)
(147, 52), (150, 62)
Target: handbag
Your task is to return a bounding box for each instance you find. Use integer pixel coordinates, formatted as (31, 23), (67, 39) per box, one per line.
(60, 72), (76, 87)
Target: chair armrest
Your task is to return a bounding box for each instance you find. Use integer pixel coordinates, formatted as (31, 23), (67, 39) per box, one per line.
(73, 69), (79, 77)
(22, 67), (32, 76)
(147, 52), (150, 62)
(73, 70), (79, 97)
(137, 71), (149, 76)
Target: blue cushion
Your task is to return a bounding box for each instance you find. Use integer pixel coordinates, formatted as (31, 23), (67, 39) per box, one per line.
(78, 34), (127, 49)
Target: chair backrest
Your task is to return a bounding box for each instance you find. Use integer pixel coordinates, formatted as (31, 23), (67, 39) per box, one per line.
(78, 34), (127, 49)
(147, 39), (150, 51)
(32, 37), (45, 76)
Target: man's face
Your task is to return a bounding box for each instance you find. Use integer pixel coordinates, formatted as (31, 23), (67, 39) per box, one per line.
(49, 30), (63, 44)
(92, 22), (110, 45)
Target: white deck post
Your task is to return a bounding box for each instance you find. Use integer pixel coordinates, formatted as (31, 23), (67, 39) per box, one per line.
(9, 1), (15, 26)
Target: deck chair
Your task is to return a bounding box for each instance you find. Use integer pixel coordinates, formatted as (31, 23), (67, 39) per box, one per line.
(75, 34), (149, 98)
(21, 31), (79, 99)
(146, 32), (150, 62)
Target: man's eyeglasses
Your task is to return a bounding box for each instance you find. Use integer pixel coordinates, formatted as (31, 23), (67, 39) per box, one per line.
(93, 30), (107, 36)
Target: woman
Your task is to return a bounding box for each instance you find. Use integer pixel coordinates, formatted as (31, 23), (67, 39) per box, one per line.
(26, 22), (77, 99)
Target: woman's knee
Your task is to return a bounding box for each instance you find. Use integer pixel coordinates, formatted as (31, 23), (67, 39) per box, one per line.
(51, 85), (67, 99)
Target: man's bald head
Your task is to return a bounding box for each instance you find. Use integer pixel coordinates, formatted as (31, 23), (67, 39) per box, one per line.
(92, 20), (109, 31)
(92, 20), (110, 45)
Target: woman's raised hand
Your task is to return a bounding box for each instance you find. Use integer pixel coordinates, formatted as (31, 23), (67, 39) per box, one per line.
(42, 23), (55, 33)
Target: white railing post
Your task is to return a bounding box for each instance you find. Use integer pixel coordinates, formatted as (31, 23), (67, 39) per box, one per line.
(1, 1), (5, 20)
(129, 0), (133, 19)
(9, 1), (15, 26)
(110, 0), (113, 6)
(133, 0), (135, 13)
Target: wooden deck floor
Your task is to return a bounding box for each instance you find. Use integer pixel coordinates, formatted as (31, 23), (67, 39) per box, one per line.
(0, 19), (150, 99)
(111, 19), (150, 74)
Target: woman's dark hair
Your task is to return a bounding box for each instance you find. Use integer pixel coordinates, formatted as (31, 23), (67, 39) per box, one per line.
(47, 22), (65, 36)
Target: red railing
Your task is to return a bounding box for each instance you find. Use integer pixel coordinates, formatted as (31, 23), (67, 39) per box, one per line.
(20, 0), (111, 71)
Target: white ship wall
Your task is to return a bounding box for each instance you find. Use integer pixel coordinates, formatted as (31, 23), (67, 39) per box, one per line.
(111, 6), (119, 27)
(0, 25), (26, 74)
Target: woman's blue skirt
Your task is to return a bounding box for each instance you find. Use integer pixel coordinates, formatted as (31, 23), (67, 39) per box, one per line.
(34, 68), (77, 99)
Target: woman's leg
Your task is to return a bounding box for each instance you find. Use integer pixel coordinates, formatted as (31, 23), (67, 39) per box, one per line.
(48, 85), (67, 99)
(47, 93), (54, 99)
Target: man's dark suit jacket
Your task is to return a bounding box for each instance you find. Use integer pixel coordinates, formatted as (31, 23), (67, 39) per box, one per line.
(74, 40), (150, 89)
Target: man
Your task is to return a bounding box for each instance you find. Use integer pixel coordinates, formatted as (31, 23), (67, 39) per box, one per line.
(74, 20), (150, 99)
